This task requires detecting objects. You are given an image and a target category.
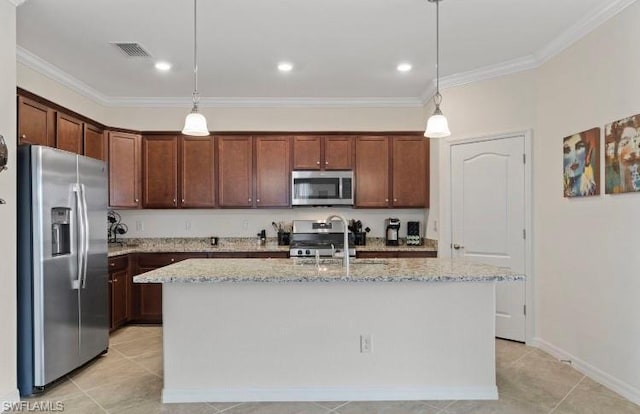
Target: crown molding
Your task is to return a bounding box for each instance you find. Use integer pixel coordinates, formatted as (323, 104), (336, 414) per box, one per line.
(17, 46), (111, 106)
(6, 0), (27, 6)
(107, 96), (425, 108)
(421, 0), (637, 98)
(534, 0), (638, 65)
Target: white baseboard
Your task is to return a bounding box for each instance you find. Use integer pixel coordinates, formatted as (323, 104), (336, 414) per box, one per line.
(1, 389), (21, 414)
(531, 337), (640, 405)
(162, 386), (499, 403)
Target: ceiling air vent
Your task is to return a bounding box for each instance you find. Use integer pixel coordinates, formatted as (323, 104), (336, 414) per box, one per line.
(111, 42), (151, 57)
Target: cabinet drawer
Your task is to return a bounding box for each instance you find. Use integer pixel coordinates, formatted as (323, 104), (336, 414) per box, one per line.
(108, 255), (129, 272)
(136, 252), (208, 268)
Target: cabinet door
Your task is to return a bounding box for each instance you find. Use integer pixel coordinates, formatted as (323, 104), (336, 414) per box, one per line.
(84, 124), (106, 161)
(109, 132), (141, 208)
(181, 136), (216, 208)
(110, 268), (129, 329)
(135, 278), (163, 323)
(142, 135), (178, 208)
(255, 136), (291, 207)
(18, 96), (55, 146)
(324, 136), (353, 170)
(292, 136), (321, 170)
(355, 136), (390, 207)
(218, 136), (253, 207)
(56, 113), (83, 154)
(392, 137), (429, 207)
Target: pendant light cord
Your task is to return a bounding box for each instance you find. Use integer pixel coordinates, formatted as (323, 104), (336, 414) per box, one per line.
(192, 0), (199, 108)
(435, 0), (439, 97)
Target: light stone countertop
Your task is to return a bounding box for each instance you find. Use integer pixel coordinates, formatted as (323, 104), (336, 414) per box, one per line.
(134, 257), (523, 284)
(108, 237), (437, 257)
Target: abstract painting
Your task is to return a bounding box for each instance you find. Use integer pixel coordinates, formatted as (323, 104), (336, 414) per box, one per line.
(563, 128), (600, 197)
(605, 114), (640, 194)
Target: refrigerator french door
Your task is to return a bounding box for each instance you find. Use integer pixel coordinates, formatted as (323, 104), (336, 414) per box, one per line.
(17, 145), (108, 396)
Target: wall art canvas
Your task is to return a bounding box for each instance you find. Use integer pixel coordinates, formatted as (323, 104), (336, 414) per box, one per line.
(563, 128), (600, 197)
(605, 114), (640, 194)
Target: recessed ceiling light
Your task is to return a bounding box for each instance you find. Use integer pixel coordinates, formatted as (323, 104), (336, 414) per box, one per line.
(278, 62), (293, 72)
(155, 61), (172, 71)
(397, 63), (412, 72)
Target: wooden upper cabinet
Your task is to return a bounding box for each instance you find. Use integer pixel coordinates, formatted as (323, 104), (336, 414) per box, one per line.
(142, 135), (179, 208)
(391, 137), (429, 208)
(293, 136), (353, 170)
(18, 96), (55, 147)
(255, 136), (291, 207)
(180, 136), (216, 208)
(109, 131), (141, 208)
(355, 136), (390, 208)
(324, 136), (353, 170)
(84, 124), (106, 161)
(218, 136), (253, 207)
(56, 113), (83, 154)
(293, 136), (322, 170)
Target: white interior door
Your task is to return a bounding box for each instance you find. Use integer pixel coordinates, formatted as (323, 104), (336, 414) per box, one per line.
(451, 136), (526, 342)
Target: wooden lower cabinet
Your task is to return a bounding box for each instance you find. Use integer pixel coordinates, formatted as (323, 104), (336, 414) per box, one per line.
(108, 255), (130, 331)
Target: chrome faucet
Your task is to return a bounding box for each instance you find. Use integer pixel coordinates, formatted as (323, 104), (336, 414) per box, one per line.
(325, 214), (349, 269)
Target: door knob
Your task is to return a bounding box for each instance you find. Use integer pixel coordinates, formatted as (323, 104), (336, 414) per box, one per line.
(453, 244), (464, 250)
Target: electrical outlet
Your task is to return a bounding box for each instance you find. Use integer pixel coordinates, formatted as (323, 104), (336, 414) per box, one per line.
(185, 220), (192, 231)
(360, 334), (372, 353)
(135, 220), (143, 231)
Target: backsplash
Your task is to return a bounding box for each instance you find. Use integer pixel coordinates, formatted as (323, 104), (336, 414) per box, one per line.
(115, 208), (428, 239)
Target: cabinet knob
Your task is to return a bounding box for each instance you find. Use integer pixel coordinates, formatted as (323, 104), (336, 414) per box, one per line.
(173, 198), (177, 205)
(385, 198), (389, 202)
(394, 198), (398, 202)
(316, 161), (320, 165)
(108, 280), (113, 284)
(325, 161), (329, 165)
(135, 198), (139, 203)
(256, 199), (260, 203)
(248, 198), (252, 202)
(21, 134), (26, 139)
(181, 199), (185, 204)
(170, 258), (175, 262)
(114, 278), (118, 282)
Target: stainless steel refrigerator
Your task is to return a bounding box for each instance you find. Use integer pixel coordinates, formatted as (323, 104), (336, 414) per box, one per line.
(17, 145), (109, 396)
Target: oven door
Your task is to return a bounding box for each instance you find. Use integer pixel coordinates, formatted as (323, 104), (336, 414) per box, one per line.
(291, 171), (353, 206)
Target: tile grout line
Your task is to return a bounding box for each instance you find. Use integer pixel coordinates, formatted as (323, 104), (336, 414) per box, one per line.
(547, 374), (586, 414)
(66, 375), (110, 413)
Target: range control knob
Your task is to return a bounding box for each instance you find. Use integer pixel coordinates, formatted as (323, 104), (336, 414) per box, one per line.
(305, 250), (311, 255)
(297, 250), (303, 255)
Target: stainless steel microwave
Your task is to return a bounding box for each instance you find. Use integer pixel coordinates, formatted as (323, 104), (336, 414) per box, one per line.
(291, 171), (354, 206)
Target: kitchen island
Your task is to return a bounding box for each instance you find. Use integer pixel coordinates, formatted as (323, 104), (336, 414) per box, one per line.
(134, 258), (523, 404)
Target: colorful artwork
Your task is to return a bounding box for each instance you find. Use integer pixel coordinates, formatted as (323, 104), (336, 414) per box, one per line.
(563, 128), (600, 197)
(605, 114), (640, 194)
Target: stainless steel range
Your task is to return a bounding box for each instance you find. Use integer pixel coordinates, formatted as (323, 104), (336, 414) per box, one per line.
(290, 220), (356, 258)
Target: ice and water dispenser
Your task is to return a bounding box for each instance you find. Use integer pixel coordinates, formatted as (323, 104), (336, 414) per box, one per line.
(51, 207), (71, 256)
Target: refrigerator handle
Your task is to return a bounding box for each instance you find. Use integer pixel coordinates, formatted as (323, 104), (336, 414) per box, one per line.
(80, 184), (90, 289)
(72, 183), (84, 290)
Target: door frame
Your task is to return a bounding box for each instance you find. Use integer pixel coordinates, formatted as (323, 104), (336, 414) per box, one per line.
(434, 129), (534, 344)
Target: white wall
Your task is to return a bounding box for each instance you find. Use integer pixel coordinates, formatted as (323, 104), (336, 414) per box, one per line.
(0, 0), (18, 408)
(117, 208), (427, 239)
(436, 2), (640, 403)
(533, 2), (640, 401)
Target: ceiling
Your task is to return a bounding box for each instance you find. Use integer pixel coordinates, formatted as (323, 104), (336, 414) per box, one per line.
(16, 0), (633, 106)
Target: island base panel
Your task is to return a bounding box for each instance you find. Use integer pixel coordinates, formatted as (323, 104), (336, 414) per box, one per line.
(161, 282), (497, 403)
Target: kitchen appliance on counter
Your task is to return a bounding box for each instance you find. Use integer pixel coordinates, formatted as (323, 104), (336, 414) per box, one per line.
(385, 217), (401, 246)
(290, 219), (356, 257)
(406, 221), (422, 246)
(17, 145), (109, 396)
(291, 171), (354, 206)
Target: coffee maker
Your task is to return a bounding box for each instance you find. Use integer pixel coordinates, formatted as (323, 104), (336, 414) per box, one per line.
(385, 218), (400, 246)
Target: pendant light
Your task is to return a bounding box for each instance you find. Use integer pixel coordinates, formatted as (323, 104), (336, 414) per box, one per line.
(424, 0), (451, 138)
(182, 0), (209, 136)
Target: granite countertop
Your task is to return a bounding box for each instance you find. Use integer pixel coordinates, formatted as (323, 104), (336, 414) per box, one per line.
(108, 237), (437, 257)
(134, 257), (523, 284)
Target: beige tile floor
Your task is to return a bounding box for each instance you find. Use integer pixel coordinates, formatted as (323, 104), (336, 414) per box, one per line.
(16, 325), (640, 414)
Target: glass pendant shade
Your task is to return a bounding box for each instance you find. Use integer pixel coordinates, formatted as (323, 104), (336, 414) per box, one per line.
(182, 108), (209, 136)
(424, 107), (451, 138)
